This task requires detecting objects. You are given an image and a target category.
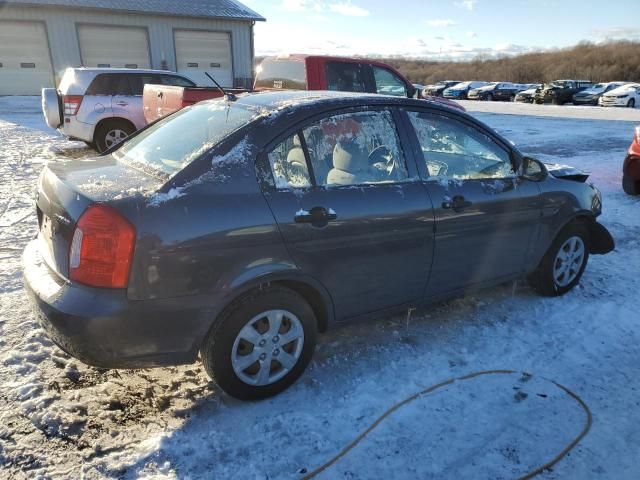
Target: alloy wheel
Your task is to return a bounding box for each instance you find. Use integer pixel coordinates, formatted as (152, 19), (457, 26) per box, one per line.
(553, 236), (585, 287)
(104, 129), (129, 149)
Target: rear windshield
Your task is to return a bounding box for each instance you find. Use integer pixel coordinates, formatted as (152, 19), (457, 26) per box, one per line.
(112, 101), (257, 175)
(254, 59), (307, 90)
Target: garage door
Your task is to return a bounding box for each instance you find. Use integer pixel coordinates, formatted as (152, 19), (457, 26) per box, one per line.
(78, 25), (150, 69)
(174, 30), (233, 87)
(0, 21), (54, 95)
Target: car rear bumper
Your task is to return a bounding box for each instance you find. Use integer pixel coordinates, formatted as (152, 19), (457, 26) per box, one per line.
(58, 117), (95, 143)
(23, 239), (213, 369)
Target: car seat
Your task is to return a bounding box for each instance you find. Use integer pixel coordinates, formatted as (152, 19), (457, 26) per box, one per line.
(327, 140), (375, 185)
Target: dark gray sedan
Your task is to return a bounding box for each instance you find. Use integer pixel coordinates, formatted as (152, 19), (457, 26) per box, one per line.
(24, 91), (614, 400)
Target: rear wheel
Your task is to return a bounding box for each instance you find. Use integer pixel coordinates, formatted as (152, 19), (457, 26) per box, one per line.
(94, 120), (135, 153)
(201, 286), (317, 400)
(527, 223), (589, 296)
(623, 174), (640, 195)
(627, 98), (636, 108)
(486, 94), (493, 102)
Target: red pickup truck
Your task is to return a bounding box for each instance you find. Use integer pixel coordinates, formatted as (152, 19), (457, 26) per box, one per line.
(143, 54), (464, 123)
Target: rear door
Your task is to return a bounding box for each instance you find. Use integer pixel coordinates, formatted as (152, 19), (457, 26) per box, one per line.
(260, 107), (435, 320)
(401, 109), (540, 297)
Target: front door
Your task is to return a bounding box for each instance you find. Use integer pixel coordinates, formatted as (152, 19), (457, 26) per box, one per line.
(403, 110), (540, 297)
(261, 108), (435, 320)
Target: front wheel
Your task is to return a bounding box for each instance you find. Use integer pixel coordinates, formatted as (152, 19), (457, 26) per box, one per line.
(201, 286), (317, 400)
(527, 223), (589, 296)
(623, 174), (640, 195)
(627, 98), (636, 108)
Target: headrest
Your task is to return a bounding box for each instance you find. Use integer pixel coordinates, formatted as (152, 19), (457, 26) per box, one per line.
(333, 141), (368, 173)
(287, 147), (307, 168)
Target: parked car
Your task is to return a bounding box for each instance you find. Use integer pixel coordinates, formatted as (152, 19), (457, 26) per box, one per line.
(443, 81), (488, 100)
(623, 125), (640, 195)
(423, 80), (462, 97)
(572, 82), (627, 106)
(143, 54), (464, 123)
(534, 80), (593, 105)
(514, 84), (542, 103)
(599, 83), (640, 108)
(24, 91), (614, 400)
(42, 68), (197, 152)
(467, 82), (521, 101)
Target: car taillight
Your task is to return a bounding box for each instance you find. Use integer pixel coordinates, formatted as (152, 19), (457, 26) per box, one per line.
(63, 95), (83, 115)
(69, 204), (136, 288)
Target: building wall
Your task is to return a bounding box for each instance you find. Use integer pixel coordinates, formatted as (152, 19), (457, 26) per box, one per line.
(0, 4), (255, 87)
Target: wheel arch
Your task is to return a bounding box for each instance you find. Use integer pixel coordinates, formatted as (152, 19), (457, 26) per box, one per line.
(194, 271), (335, 356)
(553, 212), (614, 255)
(93, 117), (136, 140)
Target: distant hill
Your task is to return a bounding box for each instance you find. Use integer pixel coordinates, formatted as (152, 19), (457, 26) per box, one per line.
(379, 41), (640, 85)
(254, 41), (640, 85)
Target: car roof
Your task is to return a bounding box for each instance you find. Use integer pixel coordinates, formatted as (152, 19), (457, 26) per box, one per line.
(68, 67), (180, 75)
(225, 90), (454, 116)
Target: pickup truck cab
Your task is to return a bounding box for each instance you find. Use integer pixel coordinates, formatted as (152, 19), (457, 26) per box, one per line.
(143, 54), (464, 123)
(534, 80), (593, 105)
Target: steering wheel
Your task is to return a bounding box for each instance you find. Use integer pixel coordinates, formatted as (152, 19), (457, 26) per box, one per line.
(426, 159), (448, 177)
(369, 145), (397, 180)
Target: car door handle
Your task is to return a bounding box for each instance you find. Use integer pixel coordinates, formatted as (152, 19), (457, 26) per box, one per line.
(116, 101), (129, 106)
(294, 207), (337, 225)
(442, 195), (472, 212)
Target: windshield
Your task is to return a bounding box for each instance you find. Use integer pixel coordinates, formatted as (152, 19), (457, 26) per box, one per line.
(452, 82), (470, 89)
(113, 101), (257, 176)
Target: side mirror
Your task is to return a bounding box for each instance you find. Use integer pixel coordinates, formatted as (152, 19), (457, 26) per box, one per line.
(520, 156), (547, 182)
(407, 85), (417, 99)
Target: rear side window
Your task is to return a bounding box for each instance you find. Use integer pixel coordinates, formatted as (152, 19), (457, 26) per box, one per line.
(304, 110), (409, 186)
(255, 59), (307, 90)
(85, 74), (131, 95)
(372, 66), (407, 97)
(326, 62), (366, 93)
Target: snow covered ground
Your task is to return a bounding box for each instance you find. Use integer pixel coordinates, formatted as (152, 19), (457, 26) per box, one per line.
(1, 97), (639, 479)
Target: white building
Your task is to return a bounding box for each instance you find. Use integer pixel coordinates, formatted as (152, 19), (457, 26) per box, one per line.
(0, 0), (264, 95)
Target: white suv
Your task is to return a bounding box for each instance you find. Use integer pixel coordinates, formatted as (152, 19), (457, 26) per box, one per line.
(42, 68), (196, 152)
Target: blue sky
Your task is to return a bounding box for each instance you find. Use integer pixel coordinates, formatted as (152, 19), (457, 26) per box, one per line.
(241, 0), (640, 59)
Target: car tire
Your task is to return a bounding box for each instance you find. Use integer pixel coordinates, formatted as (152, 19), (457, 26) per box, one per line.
(94, 120), (135, 153)
(623, 174), (640, 195)
(486, 94), (493, 102)
(527, 222), (590, 297)
(83, 140), (96, 149)
(201, 286), (317, 400)
(627, 98), (636, 108)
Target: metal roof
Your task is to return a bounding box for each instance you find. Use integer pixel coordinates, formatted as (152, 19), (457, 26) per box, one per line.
(0, 0), (265, 21)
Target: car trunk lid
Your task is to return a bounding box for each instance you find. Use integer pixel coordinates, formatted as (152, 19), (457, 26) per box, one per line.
(36, 157), (163, 278)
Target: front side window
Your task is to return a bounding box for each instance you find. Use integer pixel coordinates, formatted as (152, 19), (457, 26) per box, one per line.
(325, 62), (366, 93)
(267, 133), (312, 189)
(161, 75), (196, 87)
(407, 111), (513, 180)
(372, 66), (407, 97)
(302, 110), (409, 186)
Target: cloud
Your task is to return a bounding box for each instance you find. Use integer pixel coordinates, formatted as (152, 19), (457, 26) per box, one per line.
(455, 0), (477, 11)
(426, 19), (456, 27)
(590, 27), (640, 41)
(467, 31), (478, 38)
(328, 2), (369, 16)
(282, 0), (369, 17)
